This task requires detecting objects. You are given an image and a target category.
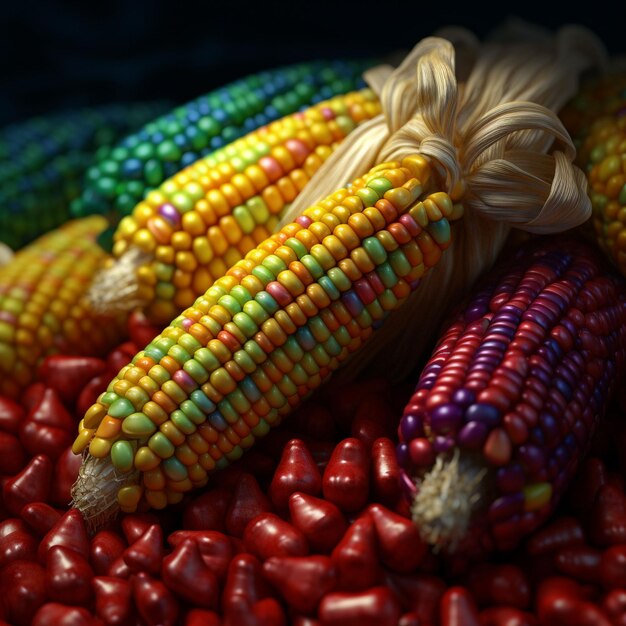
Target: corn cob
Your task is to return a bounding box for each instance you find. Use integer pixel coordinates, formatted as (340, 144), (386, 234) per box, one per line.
(71, 33), (595, 527)
(0, 217), (126, 398)
(89, 89), (381, 325)
(72, 154), (460, 523)
(560, 75), (626, 274)
(396, 238), (626, 554)
(0, 102), (168, 250)
(71, 60), (373, 221)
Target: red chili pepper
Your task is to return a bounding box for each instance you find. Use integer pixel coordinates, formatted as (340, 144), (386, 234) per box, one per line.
(162, 539), (219, 609)
(479, 606), (538, 626)
(371, 438), (402, 507)
(322, 438), (370, 512)
(93, 576), (134, 626)
(45, 545), (93, 606)
(385, 572), (446, 623)
(467, 563), (530, 609)
(331, 515), (382, 591)
(3, 454), (53, 516)
(600, 544), (626, 588)
(225, 474), (273, 538)
(123, 523), (164, 575)
(554, 546), (602, 583)
(20, 502), (62, 536)
(263, 555), (337, 614)
(288, 492), (347, 554)
(367, 503), (427, 573)
(243, 512), (308, 560)
(168, 530), (234, 582)
(440, 586), (481, 626)
(49, 446), (82, 507)
(0, 518), (37, 568)
(182, 486), (232, 533)
(318, 586), (401, 626)
(526, 517), (585, 556)
(38, 355), (107, 405)
(589, 485), (626, 547)
(268, 439), (322, 510)
(31, 603), (95, 626)
(0, 560), (47, 626)
(90, 530), (127, 577)
(133, 572), (179, 626)
(38, 508), (90, 563)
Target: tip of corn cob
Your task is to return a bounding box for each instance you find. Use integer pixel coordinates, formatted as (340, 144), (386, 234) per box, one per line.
(87, 248), (151, 315)
(410, 450), (489, 552)
(71, 453), (137, 533)
(0, 242), (13, 267)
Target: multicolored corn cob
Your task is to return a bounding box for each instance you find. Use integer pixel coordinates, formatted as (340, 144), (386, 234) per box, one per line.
(0, 102), (168, 250)
(560, 75), (626, 274)
(72, 154), (462, 523)
(396, 238), (626, 554)
(71, 60), (373, 221)
(89, 88), (381, 325)
(0, 217), (126, 398)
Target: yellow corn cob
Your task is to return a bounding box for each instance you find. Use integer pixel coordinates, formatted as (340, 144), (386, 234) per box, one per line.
(0, 217), (126, 398)
(89, 89), (381, 325)
(560, 75), (626, 273)
(72, 154), (460, 521)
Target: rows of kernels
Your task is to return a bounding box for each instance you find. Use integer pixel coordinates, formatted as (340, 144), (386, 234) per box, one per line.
(397, 240), (626, 551)
(0, 102), (167, 250)
(0, 217), (127, 398)
(73, 155), (461, 513)
(561, 79), (626, 274)
(111, 89), (381, 324)
(72, 60), (372, 220)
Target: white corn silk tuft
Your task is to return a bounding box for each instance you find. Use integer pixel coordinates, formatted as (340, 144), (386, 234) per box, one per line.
(280, 28), (603, 382)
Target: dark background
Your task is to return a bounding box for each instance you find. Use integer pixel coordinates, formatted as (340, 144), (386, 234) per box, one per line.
(1, 0), (624, 126)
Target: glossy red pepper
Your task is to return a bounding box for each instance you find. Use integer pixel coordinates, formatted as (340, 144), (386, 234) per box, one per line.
(440, 586), (481, 626)
(367, 504), (427, 573)
(243, 512), (308, 560)
(161, 539), (219, 609)
(0, 519), (37, 567)
(288, 492), (347, 553)
(263, 555), (337, 614)
(3, 454), (53, 516)
(0, 395), (24, 434)
(45, 545), (94, 606)
(370, 438), (402, 507)
(322, 438), (370, 513)
(386, 572), (446, 623)
(20, 502), (62, 536)
(133, 572), (179, 626)
(318, 586), (401, 626)
(184, 609), (221, 626)
(467, 563), (530, 609)
(600, 544), (626, 588)
(90, 530), (127, 576)
(590, 484), (626, 547)
(38, 508), (90, 562)
(182, 487), (232, 532)
(120, 512), (161, 544)
(268, 439), (322, 510)
(93, 576), (135, 626)
(0, 560), (47, 626)
(123, 523), (164, 575)
(479, 607), (539, 626)
(19, 387), (74, 460)
(168, 530), (234, 581)
(0, 431), (26, 474)
(554, 546), (602, 583)
(31, 603), (98, 626)
(49, 446), (83, 507)
(222, 554), (271, 613)
(526, 517), (585, 556)
(39, 355), (107, 405)
(225, 474), (273, 538)
(331, 515), (382, 591)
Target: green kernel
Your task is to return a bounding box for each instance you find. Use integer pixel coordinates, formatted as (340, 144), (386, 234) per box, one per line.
(244, 340), (267, 364)
(233, 206), (255, 233)
(233, 349), (256, 373)
(284, 237), (308, 259)
(148, 431), (175, 458)
(251, 265), (275, 286)
(194, 348), (220, 371)
(355, 187), (379, 207)
(169, 344), (192, 364)
(309, 316), (331, 342)
(225, 446), (244, 462)
(178, 334), (202, 354)
(232, 312), (258, 338)
(327, 267), (351, 292)
(230, 286), (253, 306)
(170, 410), (197, 434)
(100, 392), (119, 407)
(228, 389), (251, 414)
(183, 359), (209, 384)
(300, 254), (324, 279)
(111, 440), (135, 472)
(218, 295), (242, 315)
(162, 456), (188, 481)
(251, 419), (270, 438)
(427, 219), (451, 246)
(180, 399), (206, 424)
(243, 300), (270, 324)
(122, 412), (157, 437)
(262, 255), (287, 276)
(362, 237), (387, 265)
(367, 177), (393, 195)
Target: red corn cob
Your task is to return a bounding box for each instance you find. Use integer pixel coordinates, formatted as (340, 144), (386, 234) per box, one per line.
(396, 238), (626, 554)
